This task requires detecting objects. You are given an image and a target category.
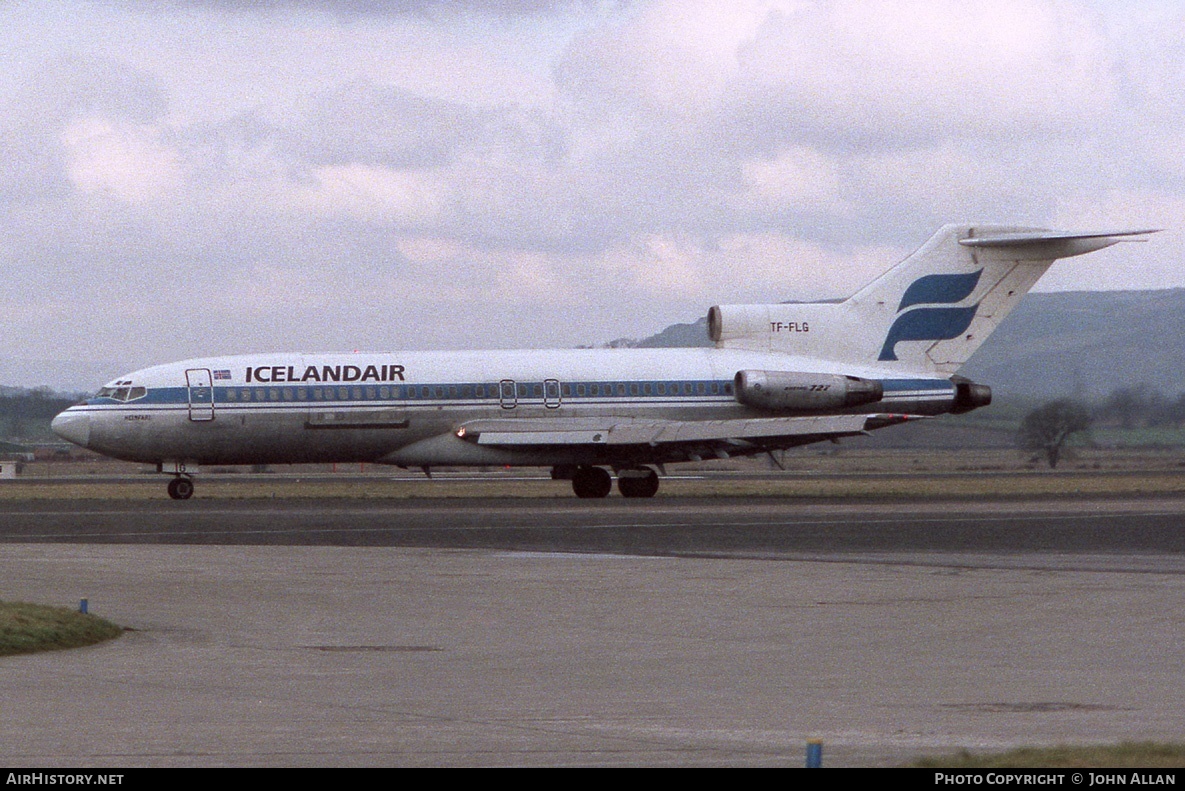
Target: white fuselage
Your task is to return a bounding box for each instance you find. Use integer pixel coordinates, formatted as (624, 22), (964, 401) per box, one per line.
(51, 347), (956, 469)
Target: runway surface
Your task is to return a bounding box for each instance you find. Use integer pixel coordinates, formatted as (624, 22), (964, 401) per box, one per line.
(3, 495), (1185, 567)
(2, 494), (1184, 766)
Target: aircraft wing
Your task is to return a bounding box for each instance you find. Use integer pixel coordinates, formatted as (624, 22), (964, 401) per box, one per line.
(457, 413), (921, 448)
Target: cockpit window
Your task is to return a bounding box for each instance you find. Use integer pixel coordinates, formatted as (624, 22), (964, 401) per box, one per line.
(96, 386), (148, 402)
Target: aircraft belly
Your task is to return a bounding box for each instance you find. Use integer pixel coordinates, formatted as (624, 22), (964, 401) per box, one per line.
(228, 408), (434, 464)
(89, 406), (439, 465)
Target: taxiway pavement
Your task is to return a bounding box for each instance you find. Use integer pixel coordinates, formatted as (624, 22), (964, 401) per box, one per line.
(1, 496), (1183, 766)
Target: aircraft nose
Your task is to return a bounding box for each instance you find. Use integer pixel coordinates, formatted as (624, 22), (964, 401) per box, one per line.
(51, 410), (91, 448)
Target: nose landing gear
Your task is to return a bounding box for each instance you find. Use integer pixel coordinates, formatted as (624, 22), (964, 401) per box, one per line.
(167, 476), (195, 500)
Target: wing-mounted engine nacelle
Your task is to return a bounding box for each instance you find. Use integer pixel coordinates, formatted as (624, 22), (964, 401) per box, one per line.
(734, 370), (883, 412)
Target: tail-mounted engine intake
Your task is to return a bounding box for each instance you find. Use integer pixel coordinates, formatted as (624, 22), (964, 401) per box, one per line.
(708, 304), (775, 343)
(734, 370), (883, 412)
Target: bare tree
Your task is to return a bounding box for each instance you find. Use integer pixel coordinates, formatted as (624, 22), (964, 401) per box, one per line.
(1018, 399), (1092, 469)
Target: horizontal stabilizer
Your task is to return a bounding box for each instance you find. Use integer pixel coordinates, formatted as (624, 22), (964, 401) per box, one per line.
(959, 229), (1159, 260)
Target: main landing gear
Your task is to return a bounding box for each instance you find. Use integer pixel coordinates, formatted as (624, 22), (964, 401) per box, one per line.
(569, 466), (659, 499)
(571, 466), (612, 498)
(617, 468), (659, 498)
(167, 476), (195, 500)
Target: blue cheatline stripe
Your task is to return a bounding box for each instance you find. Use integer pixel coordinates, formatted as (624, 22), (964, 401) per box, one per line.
(88, 379), (741, 406)
(83, 377), (956, 408)
(73, 400), (741, 417)
(896, 269), (982, 312)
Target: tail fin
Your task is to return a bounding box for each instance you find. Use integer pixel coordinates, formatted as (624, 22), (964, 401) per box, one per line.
(710, 224), (1157, 375)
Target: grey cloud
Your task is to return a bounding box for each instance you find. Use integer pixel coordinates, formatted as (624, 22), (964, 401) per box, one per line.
(285, 82), (483, 169)
(545, 0), (1163, 255)
(727, 4), (1120, 152)
(248, 80), (566, 176)
(0, 57), (168, 202)
(127, 1), (613, 19)
(6, 0), (1183, 381)
(10, 56), (167, 126)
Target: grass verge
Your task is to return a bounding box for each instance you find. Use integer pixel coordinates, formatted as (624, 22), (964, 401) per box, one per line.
(0, 600), (123, 656)
(913, 742), (1185, 768)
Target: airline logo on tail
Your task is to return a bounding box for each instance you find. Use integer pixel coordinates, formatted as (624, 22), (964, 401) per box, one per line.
(878, 269), (982, 361)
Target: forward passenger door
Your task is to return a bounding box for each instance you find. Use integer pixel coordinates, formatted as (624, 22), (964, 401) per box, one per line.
(185, 368), (215, 421)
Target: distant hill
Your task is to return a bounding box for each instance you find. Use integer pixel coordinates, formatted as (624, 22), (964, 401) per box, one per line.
(635, 289), (1185, 400)
(635, 318), (713, 350)
(958, 289), (1185, 400)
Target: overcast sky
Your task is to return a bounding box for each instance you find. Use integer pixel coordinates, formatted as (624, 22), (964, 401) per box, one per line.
(2, 0), (1182, 387)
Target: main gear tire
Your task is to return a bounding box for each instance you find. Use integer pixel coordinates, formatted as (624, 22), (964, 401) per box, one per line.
(572, 466), (612, 499)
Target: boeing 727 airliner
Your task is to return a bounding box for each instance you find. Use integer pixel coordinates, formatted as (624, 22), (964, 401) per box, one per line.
(51, 224), (1155, 499)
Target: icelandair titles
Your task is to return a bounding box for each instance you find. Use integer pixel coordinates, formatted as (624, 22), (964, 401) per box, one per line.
(245, 364), (406, 384)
